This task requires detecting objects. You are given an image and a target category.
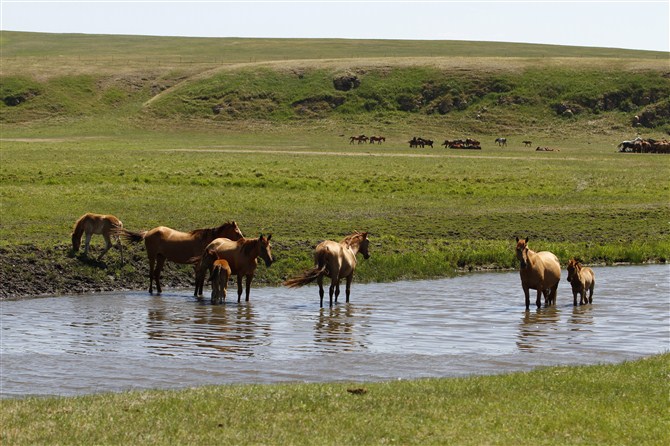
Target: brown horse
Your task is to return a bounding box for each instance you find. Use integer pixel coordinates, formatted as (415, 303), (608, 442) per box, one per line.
(284, 232), (370, 307)
(566, 258), (595, 305)
(209, 256), (232, 304)
(71, 213), (123, 260)
(194, 235), (273, 302)
(121, 221), (244, 294)
(515, 237), (561, 310)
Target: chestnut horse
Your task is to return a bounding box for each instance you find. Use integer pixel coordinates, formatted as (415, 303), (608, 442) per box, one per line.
(209, 256), (232, 304)
(284, 232), (370, 307)
(194, 235), (273, 302)
(515, 237), (561, 310)
(71, 213), (123, 260)
(121, 221), (244, 294)
(566, 258), (595, 305)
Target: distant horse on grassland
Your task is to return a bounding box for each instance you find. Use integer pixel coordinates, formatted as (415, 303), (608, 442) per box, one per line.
(495, 137), (507, 147)
(194, 235), (273, 302)
(350, 135), (368, 144)
(522, 140), (532, 147)
(567, 258), (595, 306)
(71, 213), (123, 261)
(369, 136), (386, 144)
(515, 237), (561, 310)
(121, 221), (244, 294)
(284, 231), (370, 307)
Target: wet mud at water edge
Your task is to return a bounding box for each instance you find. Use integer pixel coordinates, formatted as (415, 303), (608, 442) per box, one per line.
(1, 264), (668, 398)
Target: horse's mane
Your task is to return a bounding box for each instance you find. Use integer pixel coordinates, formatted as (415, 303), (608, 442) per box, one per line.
(189, 221), (237, 238)
(341, 231), (367, 246)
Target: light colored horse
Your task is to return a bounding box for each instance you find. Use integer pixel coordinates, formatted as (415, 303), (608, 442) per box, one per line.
(566, 258), (595, 305)
(495, 137), (507, 147)
(121, 221), (244, 294)
(71, 213), (123, 260)
(284, 232), (370, 307)
(194, 235), (273, 302)
(515, 237), (561, 310)
(209, 256), (232, 304)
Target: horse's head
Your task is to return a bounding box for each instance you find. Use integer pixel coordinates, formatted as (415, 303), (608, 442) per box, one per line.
(71, 232), (81, 251)
(258, 234), (273, 267)
(515, 237), (529, 268)
(219, 221), (244, 241)
(567, 258), (580, 282)
(358, 232), (370, 259)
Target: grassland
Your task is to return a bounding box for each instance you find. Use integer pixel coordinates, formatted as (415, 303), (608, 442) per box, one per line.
(2, 354), (668, 445)
(1, 31), (669, 297)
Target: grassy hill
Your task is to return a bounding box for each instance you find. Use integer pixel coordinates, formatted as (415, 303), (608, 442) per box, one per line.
(1, 31), (669, 135)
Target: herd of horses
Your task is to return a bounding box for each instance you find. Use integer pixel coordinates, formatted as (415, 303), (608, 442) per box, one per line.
(72, 213), (595, 310)
(617, 137), (670, 154)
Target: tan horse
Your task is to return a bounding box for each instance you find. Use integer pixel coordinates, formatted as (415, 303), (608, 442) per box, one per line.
(194, 235), (273, 302)
(209, 256), (232, 304)
(515, 237), (561, 310)
(121, 222), (244, 294)
(71, 213), (123, 260)
(284, 232), (370, 307)
(566, 258), (595, 305)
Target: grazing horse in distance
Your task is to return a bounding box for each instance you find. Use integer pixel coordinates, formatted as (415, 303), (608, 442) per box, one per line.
(523, 140), (532, 147)
(194, 235), (273, 302)
(71, 213), (123, 260)
(284, 232), (370, 307)
(567, 259), (595, 306)
(209, 256), (232, 304)
(369, 136), (386, 144)
(515, 237), (561, 310)
(350, 135), (368, 144)
(495, 137), (507, 147)
(121, 221), (244, 294)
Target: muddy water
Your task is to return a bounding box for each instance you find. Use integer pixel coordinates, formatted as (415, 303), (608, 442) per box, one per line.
(1, 264), (668, 397)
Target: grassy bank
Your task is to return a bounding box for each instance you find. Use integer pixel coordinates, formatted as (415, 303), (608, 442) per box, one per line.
(2, 354), (668, 445)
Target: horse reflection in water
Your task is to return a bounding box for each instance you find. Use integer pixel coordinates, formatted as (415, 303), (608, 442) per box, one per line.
(516, 306), (561, 352)
(314, 305), (360, 353)
(145, 298), (270, 358)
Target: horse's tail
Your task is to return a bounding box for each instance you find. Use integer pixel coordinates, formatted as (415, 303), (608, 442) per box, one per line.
(119, 228), (147, 244)
(283, 264), (327, 288)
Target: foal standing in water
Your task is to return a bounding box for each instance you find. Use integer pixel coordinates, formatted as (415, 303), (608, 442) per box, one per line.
(515, 237), (561, 310)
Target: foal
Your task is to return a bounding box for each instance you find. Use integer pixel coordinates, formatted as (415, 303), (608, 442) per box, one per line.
(567, 258), (595, 305)
(209, 255), (232, 304)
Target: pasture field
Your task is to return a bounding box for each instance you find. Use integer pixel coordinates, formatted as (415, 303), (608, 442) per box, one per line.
(1, 31), (669, 296)
(2, 354), (668, 445)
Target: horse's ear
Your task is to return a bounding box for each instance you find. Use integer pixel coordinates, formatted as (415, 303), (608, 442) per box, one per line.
(525, 237), (529, 243)
(515, 237), (519, 242)
(267, 234), (272, 241)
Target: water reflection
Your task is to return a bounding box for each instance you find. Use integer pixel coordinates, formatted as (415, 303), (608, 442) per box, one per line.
(146, 298), (271, 358)
(517, 307), (561, 352)
(314, 304), (367, 353)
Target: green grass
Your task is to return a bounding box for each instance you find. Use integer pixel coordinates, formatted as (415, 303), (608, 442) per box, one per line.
(2, 354), (668, 445)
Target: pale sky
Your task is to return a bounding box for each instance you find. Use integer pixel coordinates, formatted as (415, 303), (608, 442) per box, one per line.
(1, 1), (669, 52)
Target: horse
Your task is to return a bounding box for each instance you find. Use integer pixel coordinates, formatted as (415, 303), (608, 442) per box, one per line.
(566, 258), (595, 306)
(523, 140), (532, 147)
(71, 213), (123, 261)
(495, 137), (507, 147)
(284, 232), (370, 307)
(121, 221), (244, 294)
(194, 234), (273, 302)
(369, 136), (385, 144)
(515, 237), (561, 310)
(209, 256), (232, 304)
(350, 135), (368, 144)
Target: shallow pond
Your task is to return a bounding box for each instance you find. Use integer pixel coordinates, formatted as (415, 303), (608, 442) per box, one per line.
(1, 264), (668, 397)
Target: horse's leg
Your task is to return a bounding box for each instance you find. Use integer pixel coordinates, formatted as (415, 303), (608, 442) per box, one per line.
(317, 276), (325, 307)
(535, 289), (542, 309)
(550, 283), (559, 306)
(99, 233), (112, 260)
(244, 274), (253, 302)
(154, 255), (166, 294)
(334, 279), (341, 303)
(329, 274), (339, 307)
(345, 275), (353, 303)
(572, 288), (578, 306)
(588, 282), (594, 304)
(83, 232), (93, 256)
(148, 254), (156, 294)
(523, 286), (531, 311)
(237, 275), (243, 302)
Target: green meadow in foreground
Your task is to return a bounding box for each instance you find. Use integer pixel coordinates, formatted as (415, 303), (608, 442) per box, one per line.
(2, 354), (668, 445)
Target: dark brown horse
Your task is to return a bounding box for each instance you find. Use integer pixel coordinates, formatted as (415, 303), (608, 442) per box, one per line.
(284, 232), (370, 307)
(194, 235), (273, 302)
(121, 221), (244, 294)
(515, 237), (561, 310)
